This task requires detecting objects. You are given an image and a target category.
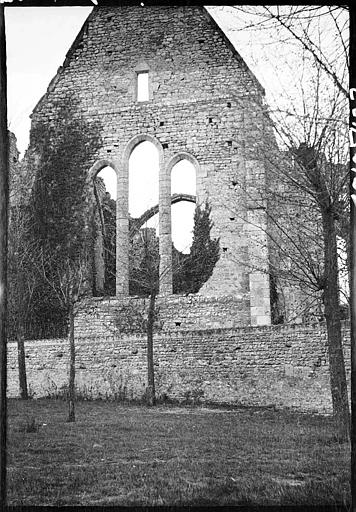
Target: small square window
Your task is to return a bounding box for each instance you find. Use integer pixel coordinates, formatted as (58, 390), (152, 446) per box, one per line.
(137, 71), (149, 102)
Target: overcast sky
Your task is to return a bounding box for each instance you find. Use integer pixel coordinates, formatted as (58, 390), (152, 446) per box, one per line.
(6, 7), (93, 155)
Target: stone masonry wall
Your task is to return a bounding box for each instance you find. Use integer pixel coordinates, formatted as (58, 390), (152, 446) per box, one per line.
(75, 295), (250, 335)
(7, 322), (351, 415)
(26, 5), (272, 324)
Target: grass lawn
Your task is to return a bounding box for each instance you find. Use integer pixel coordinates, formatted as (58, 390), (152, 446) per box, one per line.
(6, 398), (350, 507)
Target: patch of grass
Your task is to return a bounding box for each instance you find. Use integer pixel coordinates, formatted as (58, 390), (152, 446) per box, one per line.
(6, 399), (350, 507)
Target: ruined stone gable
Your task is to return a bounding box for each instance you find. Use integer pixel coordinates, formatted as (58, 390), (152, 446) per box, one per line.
(26, 5), (272, 326)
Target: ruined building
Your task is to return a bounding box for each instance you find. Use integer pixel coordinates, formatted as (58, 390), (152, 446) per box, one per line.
(7, 6), (350, 411)
(23, 5), (275, 326)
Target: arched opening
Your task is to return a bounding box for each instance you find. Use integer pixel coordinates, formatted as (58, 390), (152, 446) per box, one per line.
(170, 158), (197, 294)
(128, 141), (160, 296)
(171, 159), (196, 253)
(91, 162), (117, 296)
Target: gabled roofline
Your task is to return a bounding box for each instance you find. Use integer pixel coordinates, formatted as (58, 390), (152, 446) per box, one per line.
(31, 6), (97, 118)
(201, 7), (265, 97)
(31, 5), (264, 119)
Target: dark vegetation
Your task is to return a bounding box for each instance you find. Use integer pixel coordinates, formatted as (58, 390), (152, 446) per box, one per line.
(7, 96), (102, 403)
(8, 95), (103, 341)
(28, 95), (102, 330)
(9, 95), (103, 419)
(172, 201), (220, 295)
(101, 197), (220, 298)
(102, 193), (116, 296)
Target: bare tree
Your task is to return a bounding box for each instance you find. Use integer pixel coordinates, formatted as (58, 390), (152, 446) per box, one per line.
(7, 135), (41, 399)
(129, 228), (159, 405)
(7, 205), (38, 399)
(213, 6), (348, 100)
(99, 229), (160, 406)
(241, 6), (348, 98)
(7, 150), (44, 399)
(215, 6), (350, 439)
(98, 195), (219, 406)
(36, 250), (90, 421)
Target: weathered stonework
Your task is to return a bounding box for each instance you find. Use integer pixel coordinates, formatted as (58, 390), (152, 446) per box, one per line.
(7, 321), (351, 414)
(25, 5), (273, 325)
(75, 294), (251, 334)
(8, 8), (348, 415)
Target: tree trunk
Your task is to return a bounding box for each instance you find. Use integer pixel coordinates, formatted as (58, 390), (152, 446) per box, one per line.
(322, 208), (350, 440)
(17, 328), (28, 400)
(146, 292), (156, 406)
(68, 306), (75, 422)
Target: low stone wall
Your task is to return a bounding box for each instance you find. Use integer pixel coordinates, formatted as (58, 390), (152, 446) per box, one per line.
(75, 294), (250, 336)
(7, 322), (350, 414)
